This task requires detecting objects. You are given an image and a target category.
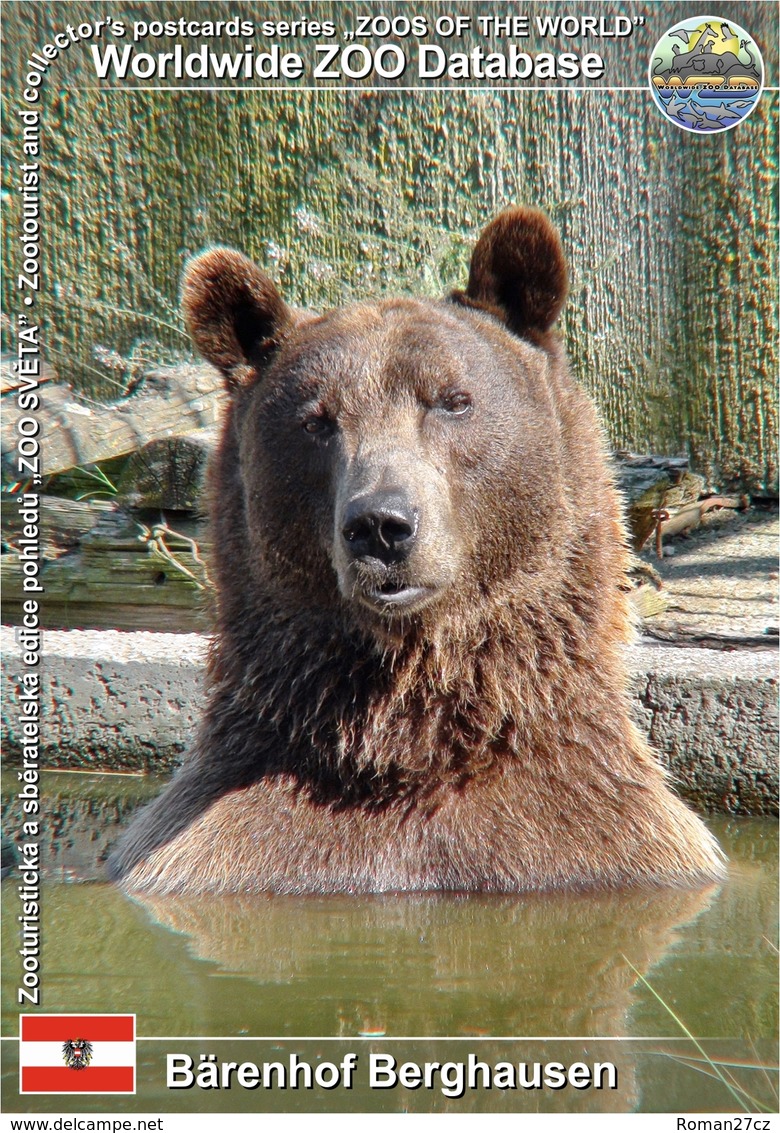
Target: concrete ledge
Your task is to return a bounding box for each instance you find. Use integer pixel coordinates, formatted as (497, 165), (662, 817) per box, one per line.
(2, 626), (777, 815)
(625, 642), (777, 815)
(2, 626), (205, 775)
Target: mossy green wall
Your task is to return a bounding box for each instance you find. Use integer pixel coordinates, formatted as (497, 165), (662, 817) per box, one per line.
(2, 2), (777, 490)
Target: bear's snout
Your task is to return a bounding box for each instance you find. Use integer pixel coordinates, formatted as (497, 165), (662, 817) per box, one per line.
(341, 490), (418, 564)
(333, 448), (458, 621)
(338, 488), (436, 616)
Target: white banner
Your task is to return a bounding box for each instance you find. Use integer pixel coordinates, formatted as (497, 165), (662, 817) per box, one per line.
(1, 1114), (778, 1133)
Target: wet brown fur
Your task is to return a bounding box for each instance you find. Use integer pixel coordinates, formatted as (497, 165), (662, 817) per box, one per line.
(108, 207), (725, 895)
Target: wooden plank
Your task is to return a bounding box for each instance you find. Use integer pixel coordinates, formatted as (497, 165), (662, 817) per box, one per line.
(1, 496), (115, 552)
(1, 365), (226, 481)
(1, 499), (213, 634)
(1, 353), (58, 394)
(0, 596), (210, 634)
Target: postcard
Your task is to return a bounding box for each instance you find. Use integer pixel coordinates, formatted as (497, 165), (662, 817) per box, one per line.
(1, 2), (777, 1127)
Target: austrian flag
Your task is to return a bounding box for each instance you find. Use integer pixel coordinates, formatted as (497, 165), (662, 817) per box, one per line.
(19, 1015), (135, 1094)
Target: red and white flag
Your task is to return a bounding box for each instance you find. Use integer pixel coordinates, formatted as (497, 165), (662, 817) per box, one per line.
(19, 1014), (136, 1094)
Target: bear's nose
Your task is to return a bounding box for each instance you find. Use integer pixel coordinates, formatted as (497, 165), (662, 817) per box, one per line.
(341, 492), (418, 562)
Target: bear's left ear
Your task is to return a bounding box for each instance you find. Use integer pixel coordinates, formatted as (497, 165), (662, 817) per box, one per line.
(181, 247), (291, 391)
(453, 207), (568, 340)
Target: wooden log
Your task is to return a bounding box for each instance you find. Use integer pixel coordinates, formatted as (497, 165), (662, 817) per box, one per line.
(611, 452), (702, 551)
(117, 427), (219, 513)
(1, 500), (213, 633)
(643, 626), (779, 651)
(659, 496), (748, 540)
(1, 364), (226, 482)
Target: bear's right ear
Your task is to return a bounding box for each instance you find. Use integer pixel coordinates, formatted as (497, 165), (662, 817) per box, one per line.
(181, 248), (291, 391)
(453, 207), (568, 342)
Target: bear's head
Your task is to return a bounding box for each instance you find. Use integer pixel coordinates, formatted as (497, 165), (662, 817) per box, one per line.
(182, 209), (602, 644)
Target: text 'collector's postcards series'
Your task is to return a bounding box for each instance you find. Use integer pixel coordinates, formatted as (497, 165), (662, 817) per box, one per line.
(1, 0), (778, 1127)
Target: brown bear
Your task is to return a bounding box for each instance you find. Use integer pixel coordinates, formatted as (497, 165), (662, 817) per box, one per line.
(108, 207), (725, 895)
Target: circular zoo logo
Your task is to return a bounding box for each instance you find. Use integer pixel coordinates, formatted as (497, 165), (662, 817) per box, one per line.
(649, 16), (763, 133)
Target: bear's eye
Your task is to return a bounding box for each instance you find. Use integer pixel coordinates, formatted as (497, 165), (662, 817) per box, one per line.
(438, 390), (472, 416)
(302, 414), (333, 435)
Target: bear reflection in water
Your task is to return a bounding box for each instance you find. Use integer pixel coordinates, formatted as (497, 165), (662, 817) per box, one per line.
(128, 884), (720, 1111)
(108, 207), (725, 895)
(137, 885), (716, 1036)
